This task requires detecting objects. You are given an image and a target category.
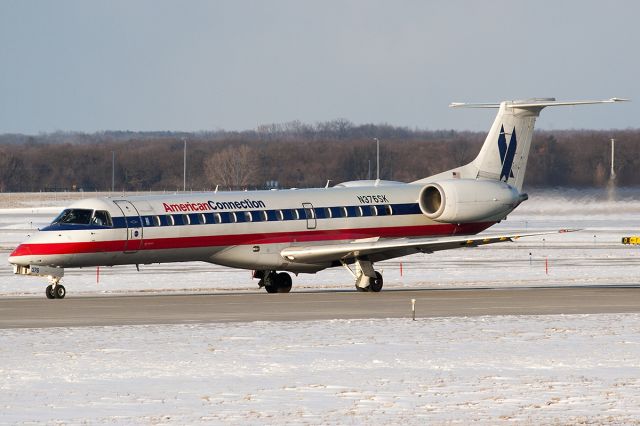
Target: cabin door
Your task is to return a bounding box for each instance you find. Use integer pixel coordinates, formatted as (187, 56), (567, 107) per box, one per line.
(113, 200), (144, 253)
(302, 202), (317, 230)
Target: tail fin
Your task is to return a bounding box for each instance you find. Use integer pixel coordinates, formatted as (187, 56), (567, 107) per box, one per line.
(414, 98), (628, 191)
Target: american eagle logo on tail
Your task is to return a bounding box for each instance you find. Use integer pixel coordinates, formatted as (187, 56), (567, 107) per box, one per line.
(498, 125), (517, 181)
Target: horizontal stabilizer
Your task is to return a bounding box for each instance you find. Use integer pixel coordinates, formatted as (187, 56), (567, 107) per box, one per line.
(450, 97), (629, 109)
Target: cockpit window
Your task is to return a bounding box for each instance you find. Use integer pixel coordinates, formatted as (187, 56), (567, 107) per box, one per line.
(93, 210), (113, 227)
(52, 209), (94, 225)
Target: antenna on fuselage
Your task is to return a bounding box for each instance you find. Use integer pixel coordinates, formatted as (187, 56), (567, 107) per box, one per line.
(214, 185), (219, 193)
(325, 180), (332, 188)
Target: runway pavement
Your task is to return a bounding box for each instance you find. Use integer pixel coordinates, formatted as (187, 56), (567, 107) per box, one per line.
(1, 286), (640, 328)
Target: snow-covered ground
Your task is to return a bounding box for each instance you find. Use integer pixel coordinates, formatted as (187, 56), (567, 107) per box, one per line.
(2, 315), (640, 424)
(1, 189), (640, 424)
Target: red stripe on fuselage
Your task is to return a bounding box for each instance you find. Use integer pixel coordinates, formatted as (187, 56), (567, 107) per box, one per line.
(10, 222), (494, 257)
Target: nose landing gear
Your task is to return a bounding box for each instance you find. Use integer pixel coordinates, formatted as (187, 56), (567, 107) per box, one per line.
(45, 277), (66, 299)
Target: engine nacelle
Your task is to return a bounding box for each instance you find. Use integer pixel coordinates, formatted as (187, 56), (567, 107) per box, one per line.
(418, 179), (525, 223)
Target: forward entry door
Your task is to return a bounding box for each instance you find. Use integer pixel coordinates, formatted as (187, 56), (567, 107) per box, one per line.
(302, 202), (316, 230)
(113, 200), (143, 253)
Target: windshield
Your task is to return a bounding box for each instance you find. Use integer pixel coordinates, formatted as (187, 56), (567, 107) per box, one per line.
(52, 209), (94, 225)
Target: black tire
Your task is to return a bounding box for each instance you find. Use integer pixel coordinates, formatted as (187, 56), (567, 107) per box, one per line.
(368, 272), (383, 292)
(276, 272), (292, 293)
(46, 285), (55, 299)
(264, 272), (278, 293)
(54, 285), (66, 299)
(355, 284), (368, 292)
(265, 285), (278, 293)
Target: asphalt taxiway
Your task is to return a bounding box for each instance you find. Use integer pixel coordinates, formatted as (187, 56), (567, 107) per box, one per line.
(1, 286), (640, 329)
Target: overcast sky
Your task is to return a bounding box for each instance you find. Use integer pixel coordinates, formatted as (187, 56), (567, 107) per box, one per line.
(0, 1), (637, 134)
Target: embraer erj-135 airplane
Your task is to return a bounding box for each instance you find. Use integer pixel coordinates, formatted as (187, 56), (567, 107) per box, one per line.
(9, 98), (627, 299)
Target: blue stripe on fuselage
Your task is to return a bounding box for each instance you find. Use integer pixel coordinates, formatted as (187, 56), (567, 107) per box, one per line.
(39, 202), (422, 231)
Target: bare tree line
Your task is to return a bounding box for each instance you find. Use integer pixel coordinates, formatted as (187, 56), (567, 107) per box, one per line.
(0, 124), (637, 192)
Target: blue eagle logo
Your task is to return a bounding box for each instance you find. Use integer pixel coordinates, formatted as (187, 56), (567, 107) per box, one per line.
(498, 125), (517, 181)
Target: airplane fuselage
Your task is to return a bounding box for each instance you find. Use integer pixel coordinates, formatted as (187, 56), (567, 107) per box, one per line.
(9, 181), (497, 273)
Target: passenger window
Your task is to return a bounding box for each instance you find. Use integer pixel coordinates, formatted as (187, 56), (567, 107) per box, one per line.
(183, 215), (191, 225)
(324, 207), (332, 218)
(153, 216), (161, 226)
(143, 216), (152, 227)
(92, 210), (113, 227)
(293, 209), (300, 220)
(231, 212), (238, 223)
(342, 207), (349, 217)
(262, 211), (268, 221)
(277, 210), (284, 221)
(214, 213), (222, 224)
(167, 215), (175, 226)
(199, 213), (207, 224)
(370, 205), (378, 216)
(244, 211), (252, 222)
(356, 206), (363, 217)
(385, 205), (393, 215)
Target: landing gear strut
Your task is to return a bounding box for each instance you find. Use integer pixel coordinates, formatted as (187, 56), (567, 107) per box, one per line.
(45, 277), (66, 299)
(257, 271), (293, 293)
(343, 259), (384, 292)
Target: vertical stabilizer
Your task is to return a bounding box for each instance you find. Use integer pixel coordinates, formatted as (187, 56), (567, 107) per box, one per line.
(414, 98), (628, 191)
(470, 100), (541, 191)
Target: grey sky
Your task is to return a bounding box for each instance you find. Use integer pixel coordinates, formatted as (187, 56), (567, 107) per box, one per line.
(0, 0), (637, 134)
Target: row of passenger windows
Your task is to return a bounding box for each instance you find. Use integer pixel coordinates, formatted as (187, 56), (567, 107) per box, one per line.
(137, 204), (396, 227)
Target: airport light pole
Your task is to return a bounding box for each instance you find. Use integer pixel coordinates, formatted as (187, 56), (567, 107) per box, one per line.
(610, 138), (616, 180)
(183, 138), (187, 192)
(373, 138), (380, 181)
(111, 151), (115, 193)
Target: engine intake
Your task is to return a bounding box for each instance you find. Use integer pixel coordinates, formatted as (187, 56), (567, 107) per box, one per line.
(418, 179), (525, 223)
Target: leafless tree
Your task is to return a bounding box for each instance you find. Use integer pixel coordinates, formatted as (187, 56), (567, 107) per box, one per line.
(204, 145), (256, 190)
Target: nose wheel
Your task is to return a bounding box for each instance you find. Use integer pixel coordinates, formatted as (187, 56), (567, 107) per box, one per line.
(45, 278), (66, 299)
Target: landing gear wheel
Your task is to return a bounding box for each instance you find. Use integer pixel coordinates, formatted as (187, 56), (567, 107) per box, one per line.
(263, 271), (293, 293)
(264, 272), (278, 293)
(265, 285), (278, 293)
(54, 285), (66, 299)
(46, 285), (55, 299)
(368, 271), (383, 292)
(276, 272), (292, 293)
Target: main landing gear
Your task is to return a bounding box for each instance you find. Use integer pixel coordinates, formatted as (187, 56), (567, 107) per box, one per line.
(256, 271), (293, 293)
(45, 277), (66, 299)
(343, 259), (384, 292)
(255, 259), (384, 294)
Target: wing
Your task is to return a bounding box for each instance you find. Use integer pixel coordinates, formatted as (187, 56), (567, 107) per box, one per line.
(280, 229), (576, 264)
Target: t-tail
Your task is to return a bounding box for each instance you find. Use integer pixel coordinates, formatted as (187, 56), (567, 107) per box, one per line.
(414, 97), (628, 191)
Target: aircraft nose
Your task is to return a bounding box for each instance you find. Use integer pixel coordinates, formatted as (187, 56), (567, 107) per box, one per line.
(8, 244), (32, 266)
